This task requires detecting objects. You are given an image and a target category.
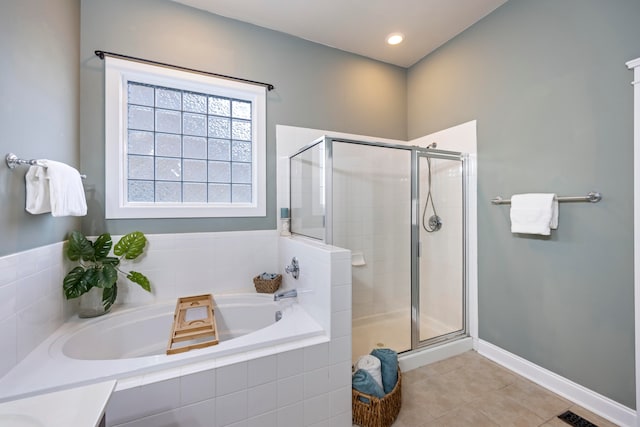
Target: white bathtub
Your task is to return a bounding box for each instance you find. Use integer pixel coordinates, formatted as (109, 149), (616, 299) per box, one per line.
(60, 294), (281, 360)
(0, 293), (326, 401)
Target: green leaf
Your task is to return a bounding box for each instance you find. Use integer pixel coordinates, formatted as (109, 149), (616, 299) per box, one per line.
(100, 257), (120, 267)
(63, 266), (103, 299)
(102, 284), (118, 311)
(127, 271), (151, 292)
(114, 231), (147, 260)
(93, 233), (113, 260)
(63, 266), (86, 299)
(66, 231), (94, 261)
(95, 264), (118, 289)
(80, 266), (99, 291)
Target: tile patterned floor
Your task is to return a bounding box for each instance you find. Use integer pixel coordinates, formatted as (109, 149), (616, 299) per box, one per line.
(390, 351), (618, 427)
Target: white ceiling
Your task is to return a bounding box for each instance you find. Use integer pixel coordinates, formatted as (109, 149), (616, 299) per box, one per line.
(173, 0), (508, 68)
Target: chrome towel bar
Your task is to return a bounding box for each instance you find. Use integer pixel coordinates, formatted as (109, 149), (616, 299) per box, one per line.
(5, 153), (87, 179)
(491, 191), (602, 205)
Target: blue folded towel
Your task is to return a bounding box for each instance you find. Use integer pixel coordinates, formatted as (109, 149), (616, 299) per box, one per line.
(352, 369), (385, 402)
(370, 348), (398, 394)
(260, 272), (278, 280)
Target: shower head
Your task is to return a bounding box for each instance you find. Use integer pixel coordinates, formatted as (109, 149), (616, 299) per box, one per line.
(427, 142), (437, 149)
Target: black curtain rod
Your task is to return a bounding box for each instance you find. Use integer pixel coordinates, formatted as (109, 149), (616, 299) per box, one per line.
(94, 50), (275, 91)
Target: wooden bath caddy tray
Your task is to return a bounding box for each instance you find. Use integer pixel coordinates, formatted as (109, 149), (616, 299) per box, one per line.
(166, 294), (219, 355)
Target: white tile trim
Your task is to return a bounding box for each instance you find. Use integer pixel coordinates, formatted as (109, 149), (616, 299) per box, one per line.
(627, 56), (640, 427)
(477, 339), (636, 427)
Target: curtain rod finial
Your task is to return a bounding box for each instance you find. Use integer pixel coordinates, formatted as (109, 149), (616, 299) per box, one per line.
(95, 50), (105, 60)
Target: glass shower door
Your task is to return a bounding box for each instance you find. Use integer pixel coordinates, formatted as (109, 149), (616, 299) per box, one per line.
(331, 141), (413, 361)
(290, 141), (325, 240)
(416, 152), (465, 344)
(289, 137), (468, 358)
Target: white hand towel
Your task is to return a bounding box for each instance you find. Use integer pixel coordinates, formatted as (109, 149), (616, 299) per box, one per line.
(42, 160), (87, 217)
(355, 355), (383, 390)
(25, 165), (51, 214)
(510, 193), (558, 235)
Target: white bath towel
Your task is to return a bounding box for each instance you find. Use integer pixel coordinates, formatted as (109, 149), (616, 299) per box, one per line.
(25, 165), (51, 214)
(25, 160), (87, 217)
(355, 355), (383, 390)
(510, 193), (558, 235)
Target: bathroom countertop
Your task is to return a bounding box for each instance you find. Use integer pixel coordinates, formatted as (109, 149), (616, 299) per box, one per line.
(0, 380), (116, 427)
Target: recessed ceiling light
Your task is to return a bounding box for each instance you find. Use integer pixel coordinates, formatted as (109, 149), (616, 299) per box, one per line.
(386, 33), (404, 45)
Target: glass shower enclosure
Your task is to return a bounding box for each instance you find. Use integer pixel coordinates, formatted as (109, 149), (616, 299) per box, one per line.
(289, 136), (466, 359)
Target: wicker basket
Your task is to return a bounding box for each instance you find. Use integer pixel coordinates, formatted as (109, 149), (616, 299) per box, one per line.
(253, 274), (282, 293)
(352, 368), (402, 427)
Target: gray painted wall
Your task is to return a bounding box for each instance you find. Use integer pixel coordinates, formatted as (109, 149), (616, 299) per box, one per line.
(3, 0), (637, 410)
(79, 0), (407, 236)
(408, 0), (639, 408)
(0, 0), (81, 257)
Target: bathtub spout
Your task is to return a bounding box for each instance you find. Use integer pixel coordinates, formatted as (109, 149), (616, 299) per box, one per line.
(274, 289), (297, 301)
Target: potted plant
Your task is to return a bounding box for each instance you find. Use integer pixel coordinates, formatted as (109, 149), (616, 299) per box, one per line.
(63, 230), (151, 317)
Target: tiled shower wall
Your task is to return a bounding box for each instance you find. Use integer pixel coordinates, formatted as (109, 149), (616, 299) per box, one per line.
(419, 157), (464, 336)
(332, 143), (412, 323)
(333, 145), (465, 335)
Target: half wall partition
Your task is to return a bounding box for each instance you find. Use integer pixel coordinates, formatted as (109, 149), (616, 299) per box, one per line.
(290, 137), (467, 360)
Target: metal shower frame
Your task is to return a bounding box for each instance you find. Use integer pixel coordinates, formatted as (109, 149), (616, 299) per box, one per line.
(289, 136), (469, 351)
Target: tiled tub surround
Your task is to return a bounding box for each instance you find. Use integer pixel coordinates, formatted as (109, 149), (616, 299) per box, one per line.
(0, 230), (279, 381)
(107, 235), (353, 427)
(0, 241), (75, 379)
(0, 231), (353, 427)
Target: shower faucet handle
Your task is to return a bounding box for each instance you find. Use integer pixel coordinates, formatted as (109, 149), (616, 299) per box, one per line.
(285, 257), (299, 279)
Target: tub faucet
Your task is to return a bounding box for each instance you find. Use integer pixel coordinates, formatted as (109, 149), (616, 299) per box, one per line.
(274, 288), (297, 301)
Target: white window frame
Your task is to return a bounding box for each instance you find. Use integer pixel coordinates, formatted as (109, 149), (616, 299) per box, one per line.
(104, 56), (266, 218)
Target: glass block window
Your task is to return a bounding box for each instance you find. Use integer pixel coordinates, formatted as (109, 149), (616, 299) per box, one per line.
(105, 56), (266, 218)
(126, 82), (253, 204)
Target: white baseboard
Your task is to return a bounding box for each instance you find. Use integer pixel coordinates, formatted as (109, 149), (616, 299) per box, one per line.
(477, 339), (636, 427)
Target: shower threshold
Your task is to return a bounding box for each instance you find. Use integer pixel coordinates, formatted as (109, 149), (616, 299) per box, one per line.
(352, 310), (468, 365)
(399, 336), (473, 372)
